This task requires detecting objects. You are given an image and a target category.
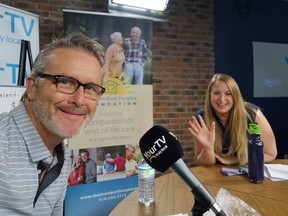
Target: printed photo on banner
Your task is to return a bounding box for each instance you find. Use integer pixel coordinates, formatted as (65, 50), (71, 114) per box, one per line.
(67, 144), (142, 185)
(68, 148), (97, 186)
(64, 10), (153, 85)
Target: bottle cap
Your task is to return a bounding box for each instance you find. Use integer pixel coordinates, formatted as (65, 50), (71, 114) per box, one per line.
(249, 123), (261, 134)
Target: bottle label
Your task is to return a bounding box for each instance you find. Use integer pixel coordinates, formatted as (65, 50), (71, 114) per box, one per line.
(138, 167), (155, 178)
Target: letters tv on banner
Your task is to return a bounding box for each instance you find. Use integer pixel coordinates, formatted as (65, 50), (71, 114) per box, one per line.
(0, 3), (39, 86)
(63, 10), (153, 216)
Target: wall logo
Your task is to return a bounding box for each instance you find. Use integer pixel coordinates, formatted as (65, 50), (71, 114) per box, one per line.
(102, 69), (132, 95)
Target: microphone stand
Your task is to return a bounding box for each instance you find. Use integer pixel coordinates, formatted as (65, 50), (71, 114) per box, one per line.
(191, 195), (226, 216)
(192, 197), (208, 215)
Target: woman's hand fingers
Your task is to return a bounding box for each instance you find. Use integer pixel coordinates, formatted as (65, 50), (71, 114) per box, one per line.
(190, 116), (201, 128)
(197, 115), (208, 129)
(210, 121), (216, 137)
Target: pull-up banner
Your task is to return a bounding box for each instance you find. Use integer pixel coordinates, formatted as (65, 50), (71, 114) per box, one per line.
(0, 3), (39, 85)
(63, 9), (153, 216)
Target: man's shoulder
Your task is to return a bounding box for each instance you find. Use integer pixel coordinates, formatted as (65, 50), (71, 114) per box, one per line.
(1, 103), (29, 128)
(87, 159), (96, 165)
(0, 111), (10, 126)
(0, 109), (17, 135)
(140, 39), (146, 43)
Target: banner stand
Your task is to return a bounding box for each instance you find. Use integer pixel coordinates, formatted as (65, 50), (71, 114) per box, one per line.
(18, 40), (33, 86)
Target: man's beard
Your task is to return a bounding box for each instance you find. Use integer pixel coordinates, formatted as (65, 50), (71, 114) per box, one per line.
(32, 93), (91, 139)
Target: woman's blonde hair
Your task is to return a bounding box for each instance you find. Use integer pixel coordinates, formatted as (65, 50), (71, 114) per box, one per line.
(204, 73), (255, 165)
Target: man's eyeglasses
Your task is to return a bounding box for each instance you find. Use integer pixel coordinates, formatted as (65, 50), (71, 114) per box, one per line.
(36, 73), (106, 100)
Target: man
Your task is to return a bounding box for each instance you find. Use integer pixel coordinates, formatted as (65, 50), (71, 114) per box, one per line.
(123, 26), (148, 85)
(105, 152), (125, 172)
(80, 149), (97, 182)
(125, 144), (138, 177)
(0, 33), (105, 215)
(103, 153), (115, 173)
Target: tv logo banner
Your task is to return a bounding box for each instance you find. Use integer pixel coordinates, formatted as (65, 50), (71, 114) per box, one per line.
(0, 3), (39, 85)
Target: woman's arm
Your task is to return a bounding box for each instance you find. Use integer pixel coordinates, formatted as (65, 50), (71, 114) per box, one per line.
(254, 109), (277, 162)
(195, 146), (217, 165)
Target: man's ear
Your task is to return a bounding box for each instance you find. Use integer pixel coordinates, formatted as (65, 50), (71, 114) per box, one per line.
(26, 77), (36, 100)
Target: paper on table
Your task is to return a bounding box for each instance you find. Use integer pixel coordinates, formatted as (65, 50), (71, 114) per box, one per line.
(264, 164), (288, 181)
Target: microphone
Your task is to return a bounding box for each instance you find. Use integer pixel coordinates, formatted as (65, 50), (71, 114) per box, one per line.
(139, 125), (226, 216)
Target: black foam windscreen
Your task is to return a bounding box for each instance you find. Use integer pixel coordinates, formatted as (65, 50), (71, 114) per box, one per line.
(139, 125), (183, 172)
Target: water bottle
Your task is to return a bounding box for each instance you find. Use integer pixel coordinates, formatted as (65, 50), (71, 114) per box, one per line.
(248, 123), (264, 183)
(138, 157), (155, 205)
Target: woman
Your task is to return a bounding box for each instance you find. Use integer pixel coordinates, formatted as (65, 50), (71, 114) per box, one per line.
(188, 73), (277, 166)
(102, 32), (125, 78)
(68, 155), (85, 186)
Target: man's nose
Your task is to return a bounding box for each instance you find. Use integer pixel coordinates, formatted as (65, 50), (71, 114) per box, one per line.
(70, 86), (85, 105)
